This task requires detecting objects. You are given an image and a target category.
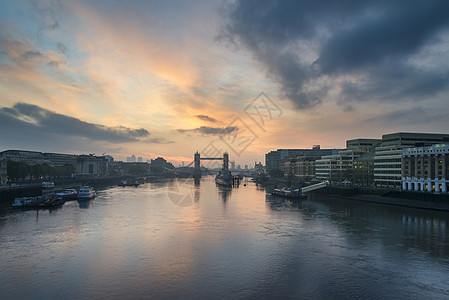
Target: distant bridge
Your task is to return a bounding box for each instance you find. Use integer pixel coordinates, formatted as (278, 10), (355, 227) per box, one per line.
(193, 152), (229, 178)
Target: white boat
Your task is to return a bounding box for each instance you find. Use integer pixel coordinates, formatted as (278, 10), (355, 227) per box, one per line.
(12, 196), (43, 208)
(78, 186), (96, 200)
(56, 189), (78, 200)
(42, 181), (55, 189)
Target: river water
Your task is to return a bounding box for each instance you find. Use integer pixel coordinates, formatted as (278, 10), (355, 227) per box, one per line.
(1, 176), (449, 299)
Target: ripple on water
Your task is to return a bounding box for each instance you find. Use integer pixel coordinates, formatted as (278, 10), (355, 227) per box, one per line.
(1, 176), (449, 299)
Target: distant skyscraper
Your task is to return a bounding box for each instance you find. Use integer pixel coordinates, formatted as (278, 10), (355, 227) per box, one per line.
(127, 157), (131, 162)
(182, 161), (185, 167)
(131, 154), (136, 162)
(245, 165), (248, 170)
(237, 165), (241, 169)
(231, 161), (235, 170)
(137, 157), (143, 162)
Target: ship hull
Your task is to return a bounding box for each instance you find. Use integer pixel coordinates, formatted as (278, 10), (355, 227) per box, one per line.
(215, 178), (232, 187)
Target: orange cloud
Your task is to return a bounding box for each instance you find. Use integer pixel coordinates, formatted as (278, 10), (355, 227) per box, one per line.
(70, 1), (198, 88)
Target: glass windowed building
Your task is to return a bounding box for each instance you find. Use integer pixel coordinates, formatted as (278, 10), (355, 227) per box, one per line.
(374, 133), (449, 189)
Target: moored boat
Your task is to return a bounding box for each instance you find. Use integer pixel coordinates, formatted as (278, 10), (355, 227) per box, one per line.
(12, 196), (43, 208)
(39, 195), (65, 208)
(215, 169), (233, 187)
(271, 188), (307, 199)
(42, 181), (55, 189)
(119, 180), (139, 187)
(78, 186), (96, 200)
(12, 194), (65, 208)
(55, 189), (78, 200)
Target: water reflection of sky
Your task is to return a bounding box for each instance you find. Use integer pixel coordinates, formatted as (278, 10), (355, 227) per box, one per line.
(0, 176), (448, 299)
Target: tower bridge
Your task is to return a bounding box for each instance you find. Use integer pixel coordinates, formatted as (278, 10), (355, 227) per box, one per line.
(193, 151), (229, 178)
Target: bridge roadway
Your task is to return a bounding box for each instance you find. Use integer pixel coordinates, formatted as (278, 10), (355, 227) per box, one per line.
(199, 157), (224, 160)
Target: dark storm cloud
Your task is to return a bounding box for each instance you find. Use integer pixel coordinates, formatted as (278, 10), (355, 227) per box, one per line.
(177, 126), (237, 135)
(222, 0), (449, 109)
(364, 107), (440, 125)
(0, 103), (150, 143)
(315, 1), (449, 73)
(338, 63), (449, 103)
(195, 115), (218, 123)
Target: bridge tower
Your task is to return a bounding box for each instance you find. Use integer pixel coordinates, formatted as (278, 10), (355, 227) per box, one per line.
(223, 152), (229, 170)
(193, 151), (230, 178)
(193, 151), (201, 178)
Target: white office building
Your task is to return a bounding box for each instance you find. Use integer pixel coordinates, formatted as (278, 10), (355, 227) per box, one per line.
(315, 139), (380, 181)
(402, 144), (449, 193)
(374, 133), (449, 189)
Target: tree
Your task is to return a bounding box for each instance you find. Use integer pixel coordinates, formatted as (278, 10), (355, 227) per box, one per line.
(31, 164), (44, 179)
(56, 163), (75, 177)
(7, 161), (76, 181)
(269, 168), (284, 178)
(342, 168), (353, 182)
(128, 164), (148, 174)
(7, 161), (30, 181)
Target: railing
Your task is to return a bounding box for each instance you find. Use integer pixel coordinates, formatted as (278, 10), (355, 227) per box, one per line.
(301, 181), (329, 193)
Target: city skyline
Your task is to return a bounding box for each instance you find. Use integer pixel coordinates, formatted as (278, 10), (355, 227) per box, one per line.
(1, 1), (449, 165)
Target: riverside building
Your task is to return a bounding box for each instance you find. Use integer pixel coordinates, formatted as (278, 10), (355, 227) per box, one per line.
(374, 133), (449, 189)
(402, 144), (449, 193)
(353, 149), (376, 186)
(0, 158), (7, 185)
(0, 150), (75, 167)
(315, 138), (380, 181)
(279, 155), (321, 181)
(76, 155), (109, 176)
(265, 146), (341, 171)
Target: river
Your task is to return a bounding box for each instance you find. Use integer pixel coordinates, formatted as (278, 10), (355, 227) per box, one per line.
(1, 176), (449, 299)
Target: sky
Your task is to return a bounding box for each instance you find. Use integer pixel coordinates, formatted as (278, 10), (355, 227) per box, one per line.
(1, 0), (449, 166)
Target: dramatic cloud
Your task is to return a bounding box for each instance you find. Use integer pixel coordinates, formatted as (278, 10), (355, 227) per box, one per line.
(195, 114), (218, 123)
(222, 0), (449, 109)
(177, 126), (237, 135)
(363, 106), (445, 125)
(0, 103), (150, 143)
(2, 0), (449, 164)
